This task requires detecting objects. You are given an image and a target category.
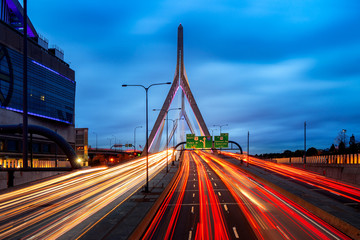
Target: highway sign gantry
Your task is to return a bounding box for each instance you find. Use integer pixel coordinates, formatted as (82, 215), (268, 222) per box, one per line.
(186, 134), (212, 149)
(214, 133), (229, 148)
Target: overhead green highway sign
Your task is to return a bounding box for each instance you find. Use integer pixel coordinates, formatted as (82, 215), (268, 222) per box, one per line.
(214, 133), (229, 148)
(186, 134), (213, 149)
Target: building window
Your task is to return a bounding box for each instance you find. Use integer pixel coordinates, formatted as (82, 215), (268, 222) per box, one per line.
(42, 144), (50, 153)
(32, 143), (40, 153)
(7, 140), (18, 152)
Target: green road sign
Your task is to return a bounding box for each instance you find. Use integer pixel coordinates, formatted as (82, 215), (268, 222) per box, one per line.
(186, 134), (212, 149)
(214, 133), (229, 148)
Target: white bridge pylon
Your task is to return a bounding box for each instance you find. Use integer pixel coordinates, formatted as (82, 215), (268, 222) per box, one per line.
(146, 24), (210, 154)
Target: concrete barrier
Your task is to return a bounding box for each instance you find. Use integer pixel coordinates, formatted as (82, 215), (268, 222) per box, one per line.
(285, 163), (360, 185)
(237, 166), (360, 240)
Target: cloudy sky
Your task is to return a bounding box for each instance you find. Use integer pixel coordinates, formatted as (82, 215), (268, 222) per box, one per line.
(27, 0), (360, 154)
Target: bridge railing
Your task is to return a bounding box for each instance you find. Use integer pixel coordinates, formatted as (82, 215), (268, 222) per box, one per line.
(271, 153), (360, 164)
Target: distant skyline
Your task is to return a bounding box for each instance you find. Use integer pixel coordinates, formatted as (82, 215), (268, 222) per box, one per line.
(27, 0), (360, 154)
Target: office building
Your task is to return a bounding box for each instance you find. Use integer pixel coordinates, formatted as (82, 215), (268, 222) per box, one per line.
(0, 0), (76, 168)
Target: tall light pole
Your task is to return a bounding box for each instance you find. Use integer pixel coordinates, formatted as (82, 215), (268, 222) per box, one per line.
(112, 135), (117, 149)
(134, 126), (142, 153)
(107, 138), (112, 149)
(122, 82), (171, 192)
(342, 129), (347, 146)
(213, 124), (228, 135)
(304, 121), (306, 164)
(167, 119), (177, 148)
(93, 132), (98, 150)
(153, 107), (181, 172)
(22, 0), (28, 168)
(210, 128), (218, 138)
(247, 131), (250, 166)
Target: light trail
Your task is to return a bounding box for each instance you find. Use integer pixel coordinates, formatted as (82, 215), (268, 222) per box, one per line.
(142, 151), (190, 240)
(198, 151), (351, 240)
(222, 152), (360, 203)
(191, 152), (229, 240)
(0, 151), (172, 239)
(142, 151), (231, 240)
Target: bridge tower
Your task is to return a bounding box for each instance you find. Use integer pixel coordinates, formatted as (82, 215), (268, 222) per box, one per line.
(146, 24), (210, 154)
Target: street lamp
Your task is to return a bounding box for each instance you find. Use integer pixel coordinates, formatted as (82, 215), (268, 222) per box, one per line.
(153, 108), (181, 172)
(209, 128), (218, 138)
(134, 126), (142, 153)
(122, 82), (171, 192)
(167, 119), (178, 148)
(342, 129), (347, 146)
(213, 124), (228, 135)
(92, 132), (98, 150)
(107, 138), (112, 149)
(112, 135), (117, 149)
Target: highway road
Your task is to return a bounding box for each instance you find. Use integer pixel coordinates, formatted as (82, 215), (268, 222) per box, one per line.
(142, 150), (351, 240)
(222, 152), (360, 206)
(0, 151), (170, 239)
(143, 151), (256, 240)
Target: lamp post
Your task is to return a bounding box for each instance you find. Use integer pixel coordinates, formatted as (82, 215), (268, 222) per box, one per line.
(122, 82), (171, 192)
(167, 119), (177, 148)
(213, 124), (228, 135)
(22, 0), (28, 168)
(210, 128), (218, 138)
(342, 129), (347, 146)
(107, 138), (112, 149)
(112, 135), (117, 149)
(93, 132), (98, 150)
(134, 126), (142, 153)
(153, 108), (181, 172)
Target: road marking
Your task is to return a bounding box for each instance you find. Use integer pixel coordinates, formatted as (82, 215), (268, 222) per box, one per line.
(188, 230), (192, 240)
(218, 192), (222, 197)
(191, 206), (194, 213)
(209, 173), (211, 175)
(233, 227), (239, 239)
(193, 184), (196, 188)
(194, 178), (196, 181)
(214, 183), (217, 187)
(211, 177), (214, 180)
(193, 193), (195, 198)
(224, 204), (228, 211)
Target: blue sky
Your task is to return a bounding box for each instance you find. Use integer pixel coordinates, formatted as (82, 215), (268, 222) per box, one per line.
(28, 0), (360, 154)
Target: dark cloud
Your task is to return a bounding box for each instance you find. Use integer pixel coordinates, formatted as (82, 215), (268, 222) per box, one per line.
(26, 0), (360, 153)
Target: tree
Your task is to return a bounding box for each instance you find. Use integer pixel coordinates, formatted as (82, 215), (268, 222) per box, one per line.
(294, 150), (304, 157)
(335, 130), (348, 148)
(306, 147), (319, 156)
(329, 144), (336, 153)
(349, 134), (357, 153)
(338, 141), (346, 154)
(283, 150), (293, 158)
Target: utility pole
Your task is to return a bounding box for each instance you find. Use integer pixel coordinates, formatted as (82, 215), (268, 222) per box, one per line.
(247, 131), (249, 166)
(304, 121), (307, 164)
